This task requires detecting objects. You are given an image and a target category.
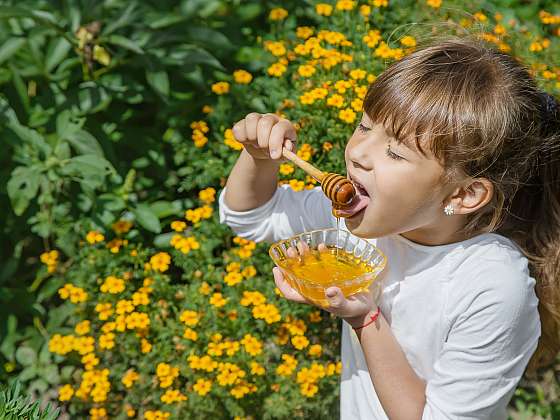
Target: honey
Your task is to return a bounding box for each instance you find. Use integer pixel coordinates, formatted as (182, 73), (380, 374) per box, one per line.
(276, 246), (374, 304)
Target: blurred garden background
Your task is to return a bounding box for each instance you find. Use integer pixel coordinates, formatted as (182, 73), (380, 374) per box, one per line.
(0, 0), (559, 419)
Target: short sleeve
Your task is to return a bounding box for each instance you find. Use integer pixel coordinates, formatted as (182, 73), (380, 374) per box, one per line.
(218, 184), (336, 243)
(422, 258), (541, 420)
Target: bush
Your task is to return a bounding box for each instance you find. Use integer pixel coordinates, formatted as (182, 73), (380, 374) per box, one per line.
(3, 0), (559, 418)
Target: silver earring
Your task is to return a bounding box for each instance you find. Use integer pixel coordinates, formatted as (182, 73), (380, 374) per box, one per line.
(444, 203), (454, 216)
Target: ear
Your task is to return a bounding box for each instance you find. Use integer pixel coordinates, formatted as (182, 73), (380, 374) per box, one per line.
(448, 178), (494, 215)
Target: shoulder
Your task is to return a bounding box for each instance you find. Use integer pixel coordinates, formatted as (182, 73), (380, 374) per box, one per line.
(446, 233), (537, 323)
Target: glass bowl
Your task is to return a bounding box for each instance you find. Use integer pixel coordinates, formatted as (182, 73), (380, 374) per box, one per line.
(269, 228), (387, 307)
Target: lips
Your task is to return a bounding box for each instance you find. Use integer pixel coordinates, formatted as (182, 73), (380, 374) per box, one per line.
(333, 176), (371, 218)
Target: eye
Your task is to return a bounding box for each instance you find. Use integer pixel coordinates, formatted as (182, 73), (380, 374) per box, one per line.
(386, 144), (404, 161)
(357, 123), (371, 133)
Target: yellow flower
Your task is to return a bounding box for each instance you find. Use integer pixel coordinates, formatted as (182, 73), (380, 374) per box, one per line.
(99, 333), (115, 350)
(180, 310), (199, 326)
(202, 105), (213, 114)
(327, 94), (345, 108)
(190, 120), (209, 133)
(363, 29), (381, 48)
(183, 327), (198, 341)
(241, 266), (257, 278)
(372, 0), (388, 6)
(315, 3), (333, 16)
(474, 11), (487, 21)
(150, 252), (171, 272)
(199, 187), (216, 204)
(199, 282), (211, 295)
(161, 389), (187, 404)
(250, 361), (265, 376)
(339, 108), (356, 124)
(86, 230), (104, 244)
(241, 334), (263, 356)
(279, 163), (294, 176)
(192, 129), (207, 148)
(224, 271), (243, 286)
(308, 344), (323, 357)
(233, 69), (253, 84)
(426, 0), (441, 8)
(309, 310), (322, 323)
(171, 220), (186, 232)
(267, 62), (287, 77)
(40, 250), (59, 273)
(141, 338), (152, 353)
(122, 369), (140, 388)
(400, 35), (416, 47)
(276, 354), (298, 376)
(100, 276), (125, 294)
(144, 410), (170, 420)
(193, 378), (212, 396)
(291, 335), (310, 350)
(112, 220), (133, 234)
(298, 64), (316, 78)
(211, 81), (230, 95)
(269, 7), (288, 20)
(210, 292), (228, 307)
(252, 303), (281, 323)
(95, 303), (114, 320)
(350, 69), (367, 80)
(90, 407), (107, 419)
(58, 384), (74, 401)
(224, 128), (243, 150)
(336, 0), (355, 11)
(296, 26), (314, 39)
(360, 4), (371, 16)
(75, 320), (90, 336)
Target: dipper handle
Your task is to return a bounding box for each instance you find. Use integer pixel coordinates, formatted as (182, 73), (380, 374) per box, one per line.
(281, 147), (325, 182)
(281, 147), (356, 206)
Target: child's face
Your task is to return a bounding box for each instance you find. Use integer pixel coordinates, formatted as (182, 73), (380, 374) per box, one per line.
(343, 113), (455, 241)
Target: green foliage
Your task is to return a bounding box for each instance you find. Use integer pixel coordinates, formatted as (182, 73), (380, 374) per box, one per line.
(1, 0), (560, 418)
(0, 380), (60, 420)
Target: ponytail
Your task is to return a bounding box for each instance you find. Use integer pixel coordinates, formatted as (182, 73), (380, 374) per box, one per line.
(501, 92), (560, 373)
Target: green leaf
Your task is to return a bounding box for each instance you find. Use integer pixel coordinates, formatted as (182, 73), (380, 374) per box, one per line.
(60, 154), (115, 186)
(146, 68), (169, 96)
(7, 166), (41, 216)
(15, 347), (36, 366)
(106, 34), (144, 55)
(65, 129), (104, 156)
(148, 14), (186, 29)
(150, 200), (182, 218)
(186, 26), (234, 50)
(154, 232), (174, 248)
(45, 38), (72, 73)
(132, 204), (161, 233)
(0, 38), (26, 64)
(103, 2), (137, 35)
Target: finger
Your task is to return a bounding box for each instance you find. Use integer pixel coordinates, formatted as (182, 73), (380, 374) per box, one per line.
(257, 114), (277, 150)
(232, 120), (247, 142)
(286, 246), (299, 259)
(269, 119), (296, 159)
(325, 286), (347, 310)
(245, 112), (262, 142)
(296, 240), (310, 255)
(318, 243), (328, 252)
(273, 267), (308, 303)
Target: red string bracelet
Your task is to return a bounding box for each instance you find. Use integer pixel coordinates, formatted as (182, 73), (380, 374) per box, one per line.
(352, 307), (381, 331)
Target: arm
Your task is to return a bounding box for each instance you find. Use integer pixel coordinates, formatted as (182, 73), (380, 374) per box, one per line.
(346, 312), (427, 420)
(224, 148), (280, 212)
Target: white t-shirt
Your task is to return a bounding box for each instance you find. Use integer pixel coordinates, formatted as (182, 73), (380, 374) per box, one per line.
(218, 184), (541, 420)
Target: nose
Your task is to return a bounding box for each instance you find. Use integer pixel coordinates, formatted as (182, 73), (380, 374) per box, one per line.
(347, 137), (374, 171)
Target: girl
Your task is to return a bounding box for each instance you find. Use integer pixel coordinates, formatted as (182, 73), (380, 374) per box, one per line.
(218, 37), (560, 419)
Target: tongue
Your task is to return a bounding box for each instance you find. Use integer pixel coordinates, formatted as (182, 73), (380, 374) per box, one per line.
(333, 191), (371, 218)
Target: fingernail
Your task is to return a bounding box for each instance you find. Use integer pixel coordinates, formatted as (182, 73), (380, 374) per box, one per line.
(270, 149), (277, 159)
(326, 289), (336, 298)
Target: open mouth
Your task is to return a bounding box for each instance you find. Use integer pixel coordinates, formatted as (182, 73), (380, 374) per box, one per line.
(332, 175), (371, 218)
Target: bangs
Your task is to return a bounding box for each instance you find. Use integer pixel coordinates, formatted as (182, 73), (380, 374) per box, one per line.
(362, 42), (499, 168)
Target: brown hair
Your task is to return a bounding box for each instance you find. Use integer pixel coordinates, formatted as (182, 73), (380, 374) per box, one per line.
(363, 36), (560, 373)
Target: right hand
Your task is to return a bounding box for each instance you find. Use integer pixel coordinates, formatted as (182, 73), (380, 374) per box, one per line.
(232, 112), (297, 161)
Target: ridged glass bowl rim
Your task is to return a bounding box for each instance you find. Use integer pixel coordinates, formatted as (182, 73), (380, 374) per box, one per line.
(268, 228), (387, 286)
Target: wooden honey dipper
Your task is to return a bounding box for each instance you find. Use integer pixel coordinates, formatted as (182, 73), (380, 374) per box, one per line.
(282, 147), (356, 206)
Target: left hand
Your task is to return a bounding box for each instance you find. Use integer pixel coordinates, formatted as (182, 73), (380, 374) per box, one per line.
(272, 243), (377, 322)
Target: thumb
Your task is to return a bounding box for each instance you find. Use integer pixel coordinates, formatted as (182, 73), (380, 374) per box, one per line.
(325, 287), (345, 309)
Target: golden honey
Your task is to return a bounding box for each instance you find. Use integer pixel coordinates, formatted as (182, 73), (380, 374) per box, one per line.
(276, 247), (375, 305)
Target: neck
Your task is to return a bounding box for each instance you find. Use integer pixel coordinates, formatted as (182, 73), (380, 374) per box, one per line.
(399, 215), (470, 246)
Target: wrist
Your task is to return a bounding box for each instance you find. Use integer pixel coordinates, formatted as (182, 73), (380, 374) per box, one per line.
(344, 306), (380, 329)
